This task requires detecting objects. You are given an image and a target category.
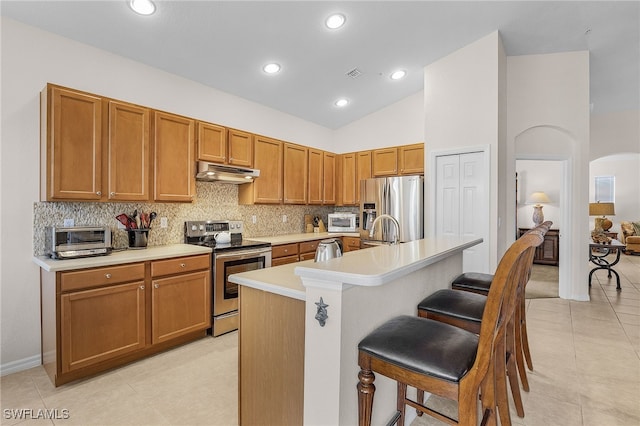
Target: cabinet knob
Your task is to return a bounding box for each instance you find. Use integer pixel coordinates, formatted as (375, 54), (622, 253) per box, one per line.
(110, 192), (115, 196)
(154, 284), (159, 289)
(140, 285), (145, 290)
(96, 191), (102, 196)
(105, 273), (112, 279)
(180, 263), (186, 268)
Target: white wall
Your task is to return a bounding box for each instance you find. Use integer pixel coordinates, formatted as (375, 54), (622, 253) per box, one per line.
(516, 160), (563, 231)
(589, 153), (640, 233)
(590, 110), (640, 161)
(423, 31), (505, 270)
(0, 18), (333, 373)
(506, 51), (590, 300)
(332, 90), (424, 152)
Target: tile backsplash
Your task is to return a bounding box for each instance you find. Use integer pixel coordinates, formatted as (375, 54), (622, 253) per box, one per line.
(33, 182), (358, 255)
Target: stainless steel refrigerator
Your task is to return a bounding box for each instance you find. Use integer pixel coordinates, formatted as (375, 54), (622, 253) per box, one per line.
(359, 175), (424, 245)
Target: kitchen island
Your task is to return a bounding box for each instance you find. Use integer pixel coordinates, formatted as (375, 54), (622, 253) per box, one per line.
(229, 236), (481, 426)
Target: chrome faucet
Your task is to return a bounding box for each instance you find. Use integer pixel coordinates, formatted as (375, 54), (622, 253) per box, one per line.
(369, 214), (401, 245)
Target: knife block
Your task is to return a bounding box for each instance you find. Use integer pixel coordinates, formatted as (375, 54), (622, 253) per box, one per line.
(127, 229), (149, 249)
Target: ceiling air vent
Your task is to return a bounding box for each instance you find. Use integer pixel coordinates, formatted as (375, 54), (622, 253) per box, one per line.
(345, 68), (363, 79)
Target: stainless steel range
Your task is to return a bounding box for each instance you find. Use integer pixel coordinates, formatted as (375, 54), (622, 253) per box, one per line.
(185, 220), (271, 336)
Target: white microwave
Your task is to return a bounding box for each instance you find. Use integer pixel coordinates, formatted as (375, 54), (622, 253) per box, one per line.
(327, 213), (357, 232)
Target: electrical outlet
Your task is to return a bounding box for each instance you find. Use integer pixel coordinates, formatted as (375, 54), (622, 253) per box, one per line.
(252, 215), (257, 224)
(282, 215), (287, 223)
(63, 218), (74, 227)
(160, 217), (168, 228)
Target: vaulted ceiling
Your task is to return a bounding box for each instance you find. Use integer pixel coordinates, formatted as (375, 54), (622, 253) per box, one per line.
(2, 1), (638, 129)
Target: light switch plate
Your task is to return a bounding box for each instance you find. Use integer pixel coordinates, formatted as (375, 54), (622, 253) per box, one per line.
(160, 217), (168, 228)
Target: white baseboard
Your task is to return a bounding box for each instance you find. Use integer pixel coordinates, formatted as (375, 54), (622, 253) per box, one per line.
(1, 354), (41, 376)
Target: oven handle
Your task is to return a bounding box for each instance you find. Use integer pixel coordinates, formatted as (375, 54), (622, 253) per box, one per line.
(214, 247), (272, 261)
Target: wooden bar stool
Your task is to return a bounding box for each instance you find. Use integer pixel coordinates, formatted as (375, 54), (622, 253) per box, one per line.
(356, 233), (542, 426)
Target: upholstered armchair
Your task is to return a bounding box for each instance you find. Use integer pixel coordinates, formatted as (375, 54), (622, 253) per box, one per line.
(620, 221), (640, 255)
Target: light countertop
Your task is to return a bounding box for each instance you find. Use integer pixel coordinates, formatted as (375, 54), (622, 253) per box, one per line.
(229, 236), (481, 300)
(249, 232), (360, 245)
(33, 244), (212, 272)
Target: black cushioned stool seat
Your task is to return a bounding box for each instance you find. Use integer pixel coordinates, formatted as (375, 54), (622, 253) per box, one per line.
(451, 272), (493, 295)
(358, 315), (479, 383)
(417, 290), (486, 330)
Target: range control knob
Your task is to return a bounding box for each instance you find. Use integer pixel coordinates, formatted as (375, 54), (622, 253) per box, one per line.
(199, 225), (205, 231)
(191, 225), (198, 231)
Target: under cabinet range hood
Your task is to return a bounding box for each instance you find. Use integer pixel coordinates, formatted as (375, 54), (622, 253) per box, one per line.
(196, 161), (260, 184)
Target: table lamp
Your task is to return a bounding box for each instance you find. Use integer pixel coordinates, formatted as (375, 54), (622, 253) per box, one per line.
(589, 202), (615, 232)
(527, 191), (551, 226)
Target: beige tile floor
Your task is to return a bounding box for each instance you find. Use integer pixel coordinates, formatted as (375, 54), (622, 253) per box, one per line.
(1, 255), (639, 426)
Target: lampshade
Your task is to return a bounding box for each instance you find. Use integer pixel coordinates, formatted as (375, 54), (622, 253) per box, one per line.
(589, 202), (615, 216)
(527, 191), (551, 205)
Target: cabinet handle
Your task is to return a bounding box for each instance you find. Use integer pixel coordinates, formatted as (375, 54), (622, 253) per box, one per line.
(105, 273), (112, 279)
(96, 191), (102, 196)
(180, 263), (186, 268)
(140, 285), (145, 290)
(154, 284), (159, 289)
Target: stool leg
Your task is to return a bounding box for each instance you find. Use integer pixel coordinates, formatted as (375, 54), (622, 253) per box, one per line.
(520, 299), (534, 371)
(358, 365), (376, 426)
(416, 389), (424, 416)
(396, 382), (407, 426)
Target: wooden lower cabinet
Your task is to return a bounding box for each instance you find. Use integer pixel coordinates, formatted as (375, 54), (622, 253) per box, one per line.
(41, 254), (211, 386)
(239, 286), (305, 426)
(60, 281), (146, 374)
(519, 228), (559, 266)
(151, 270), (210, 344)
(342, 236), (361, 252)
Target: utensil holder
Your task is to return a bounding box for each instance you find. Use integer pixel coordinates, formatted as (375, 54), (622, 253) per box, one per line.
(127, 229), (149, 249)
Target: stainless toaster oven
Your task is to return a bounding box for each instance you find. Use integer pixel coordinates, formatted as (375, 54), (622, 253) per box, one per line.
(45, 226), (112, 259)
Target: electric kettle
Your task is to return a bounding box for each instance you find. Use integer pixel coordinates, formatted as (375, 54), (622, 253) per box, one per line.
(314, 239), (343, 262)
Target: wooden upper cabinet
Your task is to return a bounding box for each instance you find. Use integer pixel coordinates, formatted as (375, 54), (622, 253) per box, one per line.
(153, 111), (195, 202)
(398, 143), (424, 175)
(308, 149), (323, 205)
(239, 136), (283, 204)
(196, 122), (227, 164)
(227, 129), (253, 167)
(356, 150), (372, 203)
(106, 101), (150, 201)
(372, 147), (398, 177)
(42, 85), (102, 201)
(283, 143), (308, 204)
(323, 152), (336, 205)
(341, 152), (357, 206)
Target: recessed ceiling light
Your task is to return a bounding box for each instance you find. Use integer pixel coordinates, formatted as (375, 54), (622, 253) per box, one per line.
(263, 63), (281, 74)
(129, 0), (156, 15)
(325, 13), (346, 29)
(335, 98), (349, 107)
(390, 70), (407, 80)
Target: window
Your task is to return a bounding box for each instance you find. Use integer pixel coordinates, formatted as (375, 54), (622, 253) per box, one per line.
(594, 175), (615, 202)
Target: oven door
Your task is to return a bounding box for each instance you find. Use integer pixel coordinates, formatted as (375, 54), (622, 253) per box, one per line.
(213, 247), (272, 317)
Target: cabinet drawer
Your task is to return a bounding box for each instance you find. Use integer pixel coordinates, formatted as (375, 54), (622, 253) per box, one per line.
(343, 237), (361, 252)
(272, 255), (299, 266)
(151, 254), (210, 277)
(60, 263), (145, 292)
(299, 240), (321, 254)
(299, 252), (316, 261)
(272, 243), (299, 258)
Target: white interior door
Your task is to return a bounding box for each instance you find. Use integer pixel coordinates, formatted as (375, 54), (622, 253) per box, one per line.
(435, 151), (488, 273)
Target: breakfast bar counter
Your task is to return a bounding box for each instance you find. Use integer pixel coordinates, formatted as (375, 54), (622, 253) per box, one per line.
(229, 236), (481, 426)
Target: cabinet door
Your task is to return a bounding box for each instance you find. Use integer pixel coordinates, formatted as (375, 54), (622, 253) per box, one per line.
(107, 101), (150, 201)
(342, 236), (361, 252)
(283, 143), (308, 204)
(60, 281), (145, 373)
(372, 148), (398, 176)
(341, 153), (357, 205)
(153, 111), (195, 202)
(45, 86), (102, 201)
(228, 129), (253, 167)
(239, 136), (283, 204)
(398, 143), (424, 175)
(356, 151), (372, 203)
(197, 121), (227, 163)
(323, 152), (336, 205)
(151, 270), (211, 344)
(308, 149), (323, 205)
